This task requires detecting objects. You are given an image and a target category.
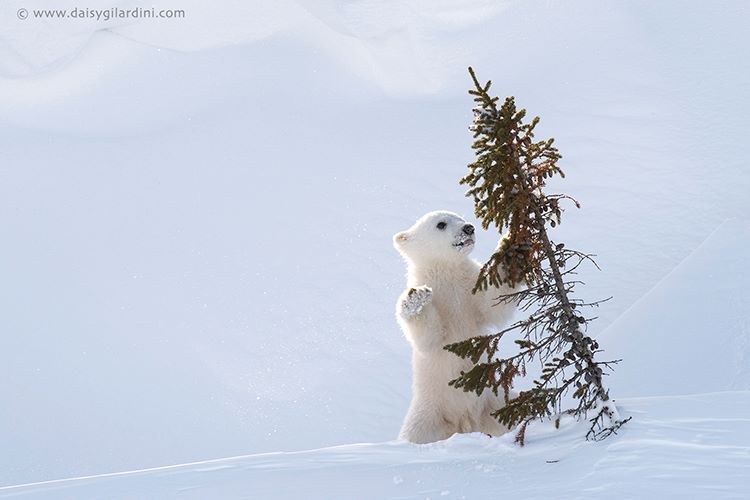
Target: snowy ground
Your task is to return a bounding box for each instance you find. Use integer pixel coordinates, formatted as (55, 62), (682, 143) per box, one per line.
(1, 0), (749, 497)
(2, 391), (749, 499)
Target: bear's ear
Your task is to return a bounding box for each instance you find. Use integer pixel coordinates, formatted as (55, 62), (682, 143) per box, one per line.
(393, 231), (411, 246)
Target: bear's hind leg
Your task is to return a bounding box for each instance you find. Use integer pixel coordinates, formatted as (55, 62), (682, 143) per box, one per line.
(477, 409), (510, 437)
(477, 392), (518, 437)
(399, 406), (456, 444)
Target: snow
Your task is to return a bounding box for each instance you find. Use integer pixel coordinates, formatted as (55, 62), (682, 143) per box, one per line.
(600, 219), (750, 398)
(3, 392), (749, 499)
(1, 0), (749, 497)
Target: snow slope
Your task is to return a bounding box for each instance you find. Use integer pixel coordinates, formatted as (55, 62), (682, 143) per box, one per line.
(601, 219), (750, 398)
(1, 0), (749, 493)
(2, 392), (749, 499)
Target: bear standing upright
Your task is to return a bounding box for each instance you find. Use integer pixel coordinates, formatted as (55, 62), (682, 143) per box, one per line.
(394, 210), (518, 444)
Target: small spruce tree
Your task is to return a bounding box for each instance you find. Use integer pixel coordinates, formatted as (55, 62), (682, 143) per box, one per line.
(444, 67), (630, 444)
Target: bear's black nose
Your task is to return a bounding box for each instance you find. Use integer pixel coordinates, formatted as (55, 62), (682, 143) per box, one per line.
(463, 224), (475, 235)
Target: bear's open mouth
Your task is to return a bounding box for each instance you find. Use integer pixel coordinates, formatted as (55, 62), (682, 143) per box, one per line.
(454, 238), (474, 248)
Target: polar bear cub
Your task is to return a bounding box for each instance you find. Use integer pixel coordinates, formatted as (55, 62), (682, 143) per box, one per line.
(394, 211), (517, 444)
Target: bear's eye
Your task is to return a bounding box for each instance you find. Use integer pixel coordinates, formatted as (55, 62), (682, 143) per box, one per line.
(436, 221), (447, 230)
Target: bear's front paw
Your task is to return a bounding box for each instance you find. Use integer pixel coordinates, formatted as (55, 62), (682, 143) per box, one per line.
(400, 285), (433, 319)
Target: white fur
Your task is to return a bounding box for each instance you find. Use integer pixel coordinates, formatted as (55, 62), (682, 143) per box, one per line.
(394, 211), (517, 444)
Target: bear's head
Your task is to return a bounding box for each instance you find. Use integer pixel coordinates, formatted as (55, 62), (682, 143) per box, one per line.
(393, 211), (476, 264)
